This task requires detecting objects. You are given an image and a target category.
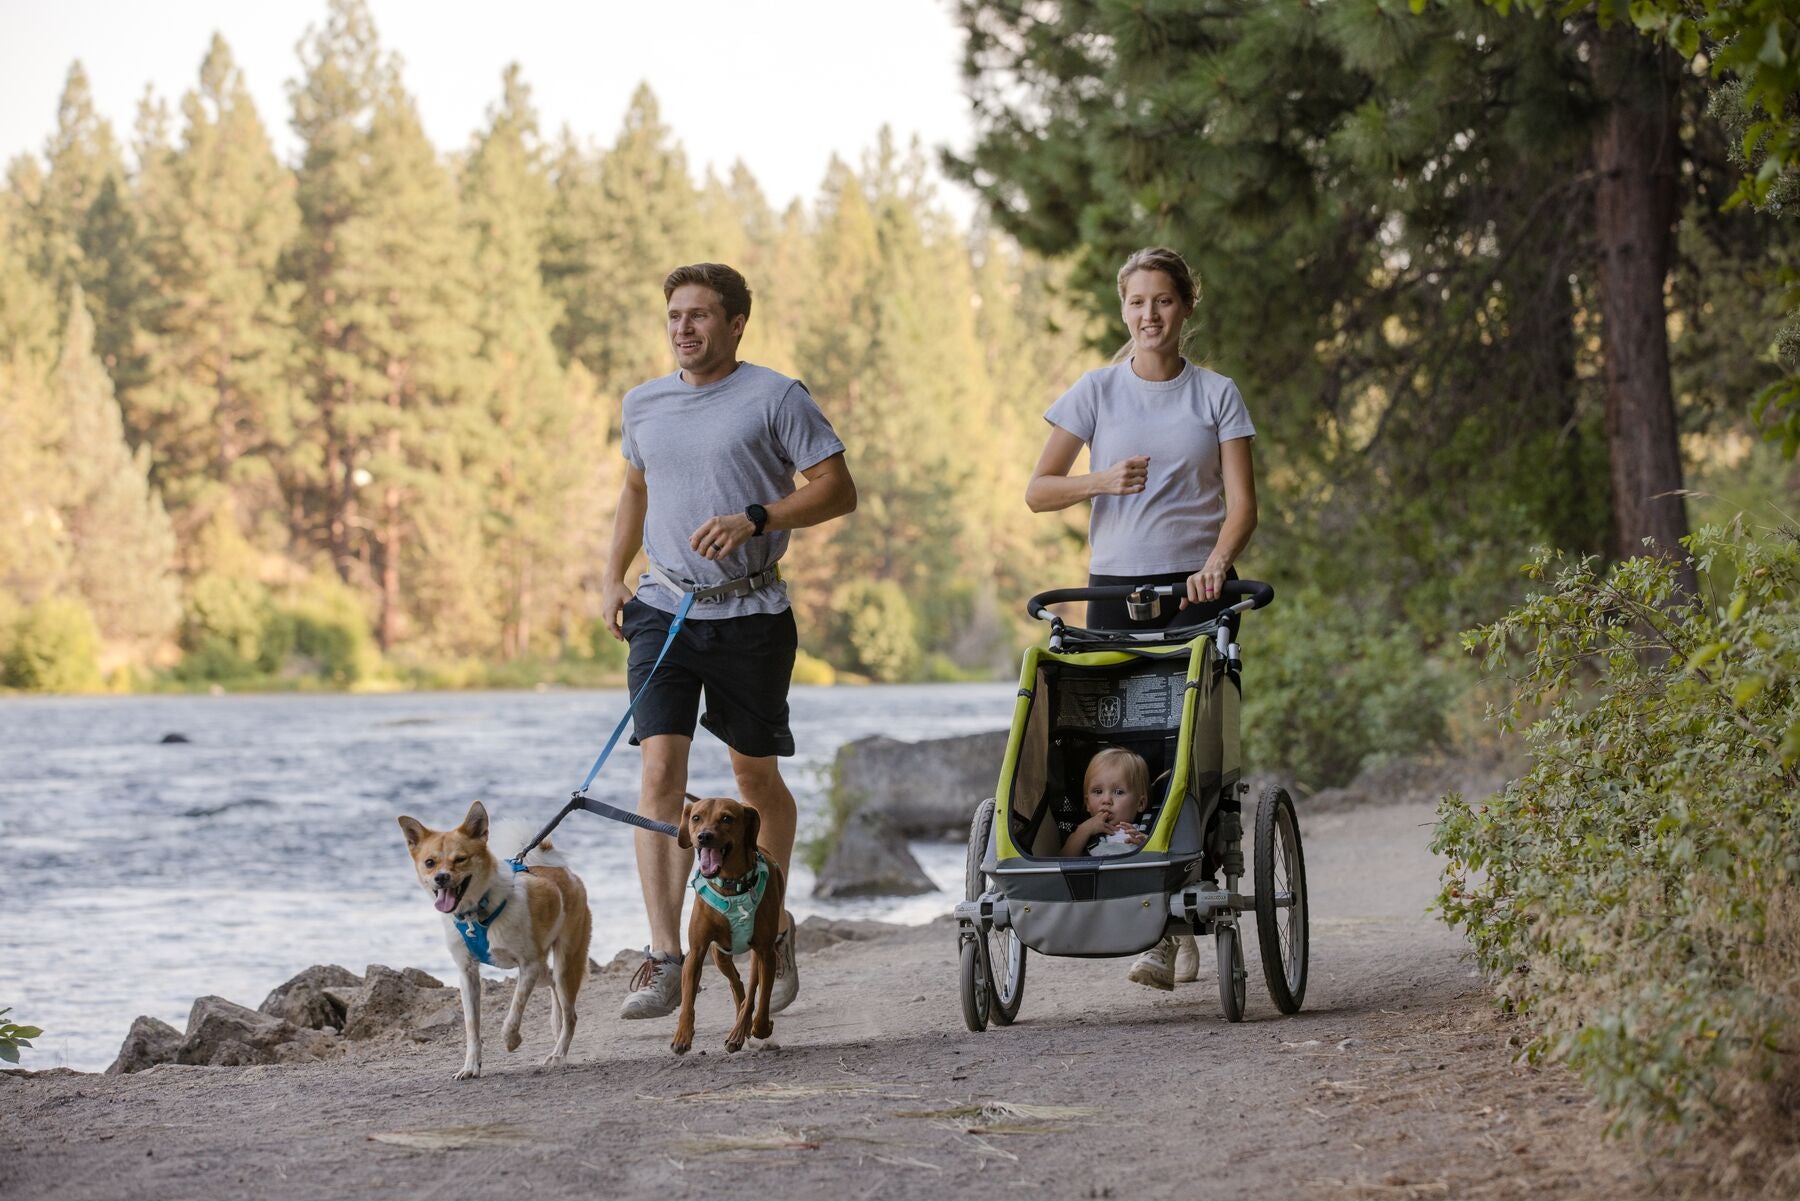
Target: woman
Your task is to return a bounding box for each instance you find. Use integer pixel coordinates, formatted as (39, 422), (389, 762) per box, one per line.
(1025, 246), (1258, 990)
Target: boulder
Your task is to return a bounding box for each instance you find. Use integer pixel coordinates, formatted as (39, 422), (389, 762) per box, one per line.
(158, 733), (190, 744)
(812, 811), (936, 899)
(106, 1015), (184, 1075)
(830, 731), (1008, 839)
(176, 996), (336, 1067)
(341, 964), (450, 1041)
(258, 964), (363, 1031)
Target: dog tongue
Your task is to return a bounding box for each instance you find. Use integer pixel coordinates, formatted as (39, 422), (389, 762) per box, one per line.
(698, 846), (724, 877)
(434, 887), (457, 913)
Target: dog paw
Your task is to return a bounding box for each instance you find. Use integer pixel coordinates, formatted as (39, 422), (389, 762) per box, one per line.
(724, 1036), (745, 1053)
(540, 1053), (565, 1068)
(454, 1064), (481, 1080)
(503, 1026), (522, 1053)
(669, 1038), (691, 1056)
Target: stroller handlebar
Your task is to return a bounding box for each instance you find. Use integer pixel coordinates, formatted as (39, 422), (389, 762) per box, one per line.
(1026, 579), (1275, 622)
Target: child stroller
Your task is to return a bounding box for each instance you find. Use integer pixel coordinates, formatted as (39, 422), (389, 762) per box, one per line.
(954, 580), (1308, 1028)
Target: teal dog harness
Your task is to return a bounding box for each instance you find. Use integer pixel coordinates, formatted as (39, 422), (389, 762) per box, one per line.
(453, 861), (525, 966)
(689, 853), (771, 955)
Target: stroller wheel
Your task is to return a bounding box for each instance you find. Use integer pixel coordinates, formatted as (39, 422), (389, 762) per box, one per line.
(1216, 923), (1246, 1022)
(959, 937), (990, 1031)
(963, 797), (1027, 1026)
(1253, 785), (1310, 1014)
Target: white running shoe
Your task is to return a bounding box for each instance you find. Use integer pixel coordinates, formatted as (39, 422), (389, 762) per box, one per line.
(619, 948), (682, 1019)
(1128, 937), (1175, 991)
(1172, 934), (1201, 983)
(769, 923), (799, 1014)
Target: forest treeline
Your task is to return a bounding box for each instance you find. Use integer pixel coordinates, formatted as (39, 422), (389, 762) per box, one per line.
(0, 0), (1102, 695)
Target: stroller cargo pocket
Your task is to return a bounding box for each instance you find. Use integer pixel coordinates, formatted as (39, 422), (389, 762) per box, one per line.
(998, 859), (1191, 957)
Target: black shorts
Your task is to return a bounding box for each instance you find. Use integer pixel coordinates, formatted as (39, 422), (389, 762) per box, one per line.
(1085, 568), (1239, 631)
(622, 597), (797, 758)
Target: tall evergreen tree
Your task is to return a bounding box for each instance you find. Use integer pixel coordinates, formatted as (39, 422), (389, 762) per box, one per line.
(132, 34), (299, 562)
(54, 288), (181, 654)
(544, 85), (699, 400)
(458, 64), (575, 658)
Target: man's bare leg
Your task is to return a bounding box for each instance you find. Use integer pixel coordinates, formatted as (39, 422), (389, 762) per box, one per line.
(729, 749), (795, 875)
(637, 734), (693, 955)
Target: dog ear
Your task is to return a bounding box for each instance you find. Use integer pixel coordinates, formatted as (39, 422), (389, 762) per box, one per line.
(677, 806), (693, 850)
(398, 816), (427, 849)
(740, 803), (761, 855)
(459, 801), (489, 842)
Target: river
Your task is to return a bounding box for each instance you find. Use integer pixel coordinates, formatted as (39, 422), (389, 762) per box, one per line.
(0, 683), (1016, 1071)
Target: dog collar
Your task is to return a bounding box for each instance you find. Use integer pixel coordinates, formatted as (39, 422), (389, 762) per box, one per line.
(689, 853), (770, 957)
(453, 861), (525, 966)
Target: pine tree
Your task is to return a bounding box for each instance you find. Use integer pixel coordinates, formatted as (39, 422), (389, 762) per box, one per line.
(544, 85), (698, 401)
(54, 288), (181, 655)
(457, 64), (575, 659)
(132, 34), (299, 562)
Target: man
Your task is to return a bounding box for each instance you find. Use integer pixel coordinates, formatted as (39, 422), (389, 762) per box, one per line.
(601, 262), (856, 1019)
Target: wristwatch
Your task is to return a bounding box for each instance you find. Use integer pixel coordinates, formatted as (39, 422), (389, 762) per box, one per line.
(744, 503), (769, 537)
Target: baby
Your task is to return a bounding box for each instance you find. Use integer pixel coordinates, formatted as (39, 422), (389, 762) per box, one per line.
(1062, 746), (1151, 857)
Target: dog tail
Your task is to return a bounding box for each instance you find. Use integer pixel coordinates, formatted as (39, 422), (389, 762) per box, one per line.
(487, 817), (568, 868)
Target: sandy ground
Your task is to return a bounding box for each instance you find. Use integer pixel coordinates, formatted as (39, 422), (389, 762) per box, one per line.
(1, 800), (1669, 1201)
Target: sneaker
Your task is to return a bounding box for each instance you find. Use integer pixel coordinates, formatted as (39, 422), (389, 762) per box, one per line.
(1172, 934), (1201, 983)
(619, 948), (682, 1019)
(768, 922), (799, 1014)
(1127, 937), (1175, 991)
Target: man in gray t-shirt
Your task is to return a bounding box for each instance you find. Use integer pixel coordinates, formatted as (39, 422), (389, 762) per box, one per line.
(600, 262), (857, 1024)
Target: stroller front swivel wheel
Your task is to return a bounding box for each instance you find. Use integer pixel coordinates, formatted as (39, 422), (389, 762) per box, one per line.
(1216, 922), (1247, 1022)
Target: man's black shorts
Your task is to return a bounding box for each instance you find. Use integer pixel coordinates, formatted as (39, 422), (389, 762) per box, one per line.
(622, 597), (797, 757)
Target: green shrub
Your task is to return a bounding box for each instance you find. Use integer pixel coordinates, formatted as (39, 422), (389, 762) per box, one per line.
(791, 648), (837, 686)
(172, 633), (259, 683)
(1435, 525), (1800, 1165)
(830, 579), (922, 683)
(183, 571), (268, 662)
(1241, 587), (1459, 789)
(584, 619), (629, 673)
(274, 573), (380, 686)
(0, 1008), (43, 1064)
(4, 595), (103, 692)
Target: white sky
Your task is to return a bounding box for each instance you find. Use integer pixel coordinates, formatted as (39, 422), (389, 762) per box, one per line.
(1, 0), (979, 215)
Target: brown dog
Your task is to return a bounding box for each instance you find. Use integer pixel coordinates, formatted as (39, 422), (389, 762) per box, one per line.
(671, 793), (787, 1055)
(397, 802), (592, 1079)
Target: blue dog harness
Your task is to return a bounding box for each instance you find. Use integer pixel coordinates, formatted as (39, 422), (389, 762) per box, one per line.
(689, 853), (771, 956)
(453, 861), (526, 966)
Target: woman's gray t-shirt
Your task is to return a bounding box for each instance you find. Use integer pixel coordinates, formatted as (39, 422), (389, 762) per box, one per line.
(621, 362), (845, 618)
(1043, 360), (1255, 576)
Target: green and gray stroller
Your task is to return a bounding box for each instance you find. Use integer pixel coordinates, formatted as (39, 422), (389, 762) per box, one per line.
(954, 579), (1308, 1028)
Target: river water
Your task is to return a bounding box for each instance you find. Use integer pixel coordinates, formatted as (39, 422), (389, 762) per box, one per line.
(0, 683), (1016, 1071)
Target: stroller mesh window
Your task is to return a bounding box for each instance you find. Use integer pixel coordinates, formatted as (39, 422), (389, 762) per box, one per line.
(1006, 653), (1192, 857)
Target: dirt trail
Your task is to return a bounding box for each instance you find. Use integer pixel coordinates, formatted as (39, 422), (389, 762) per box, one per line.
(2, 800), (1657, 1201)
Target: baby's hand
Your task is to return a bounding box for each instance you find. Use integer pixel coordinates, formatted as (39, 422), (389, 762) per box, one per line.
(1109, 822), (1147, 845)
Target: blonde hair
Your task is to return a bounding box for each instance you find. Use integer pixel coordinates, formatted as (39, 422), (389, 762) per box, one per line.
(1084, 746), (1149, 802)
(1112, 246), (1200, 363)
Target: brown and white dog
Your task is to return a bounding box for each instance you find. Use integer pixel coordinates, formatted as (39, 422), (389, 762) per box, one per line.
(397, 801), (592, 1079)
(672, 794), (787, 1056)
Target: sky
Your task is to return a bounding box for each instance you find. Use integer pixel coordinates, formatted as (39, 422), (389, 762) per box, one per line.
(0, 0), (979, 215)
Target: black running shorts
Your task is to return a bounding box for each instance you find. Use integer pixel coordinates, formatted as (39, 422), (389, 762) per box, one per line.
(621, 597), (798, 758)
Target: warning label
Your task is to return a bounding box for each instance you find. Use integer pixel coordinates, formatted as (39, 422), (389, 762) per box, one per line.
(1055, 672), (1183, 732)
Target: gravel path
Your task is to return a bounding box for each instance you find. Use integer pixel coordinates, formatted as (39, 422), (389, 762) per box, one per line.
(1, 799), (1654, 1201)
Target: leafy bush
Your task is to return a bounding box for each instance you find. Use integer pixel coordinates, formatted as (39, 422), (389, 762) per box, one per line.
(0, 1007), (42, 1064)
(1241, 587), (1459, 789)
(829, 579), (922, 683)
(183, 571), (268, 662)
(277, 573), (381, 686)
(1435, 525), (1800, 1178)
(791, 648), (837, 686)
(4, 595), (103, 692)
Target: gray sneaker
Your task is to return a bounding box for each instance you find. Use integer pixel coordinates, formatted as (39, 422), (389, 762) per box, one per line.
(619, 948), (682, 1019)
(768, 924), (799, 1014)
(1127, 936), (1175, 991)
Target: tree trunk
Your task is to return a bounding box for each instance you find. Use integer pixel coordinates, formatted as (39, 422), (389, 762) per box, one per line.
(378, 425), (401, 652)
(1590, 22), (1696, 594)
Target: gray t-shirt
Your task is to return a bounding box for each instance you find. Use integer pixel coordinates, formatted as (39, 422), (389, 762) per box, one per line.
(1044, 360), (1255, 576)
(621, 362), (845, 617)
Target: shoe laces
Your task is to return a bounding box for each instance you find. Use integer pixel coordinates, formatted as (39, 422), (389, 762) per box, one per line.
(629, 956), (667, 992)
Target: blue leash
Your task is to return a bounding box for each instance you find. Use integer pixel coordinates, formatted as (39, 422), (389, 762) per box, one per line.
(511, 591), (696, 863)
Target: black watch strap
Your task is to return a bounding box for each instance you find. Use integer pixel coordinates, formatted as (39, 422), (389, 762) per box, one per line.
(745, 503), (768, 537)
